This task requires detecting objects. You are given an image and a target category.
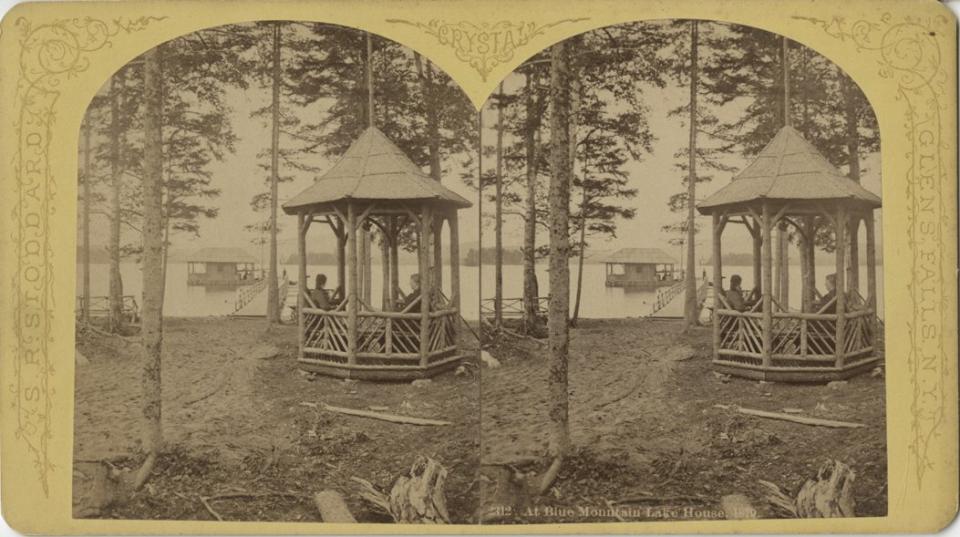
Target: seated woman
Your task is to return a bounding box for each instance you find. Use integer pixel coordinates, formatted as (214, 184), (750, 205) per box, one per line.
(399, 273), (421, 312)
(309, 273), (333, 310)
(814, 274), (837, 313)
(724, 274), (758, 312)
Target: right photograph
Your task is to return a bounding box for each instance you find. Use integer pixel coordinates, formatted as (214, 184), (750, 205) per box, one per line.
(476, 19), (885, 523)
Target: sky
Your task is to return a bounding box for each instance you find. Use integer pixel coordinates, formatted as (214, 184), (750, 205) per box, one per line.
(82, 26), (883, 268)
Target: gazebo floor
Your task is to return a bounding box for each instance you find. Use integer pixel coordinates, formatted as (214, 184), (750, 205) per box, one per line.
(297, 354), (464, 381)
(713, 355), (880, 383)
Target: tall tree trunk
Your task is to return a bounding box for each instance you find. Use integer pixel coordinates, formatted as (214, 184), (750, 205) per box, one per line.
(541, 38), (573, 494)
(361, 32), (374, 305)
(81, 120), (92, 324)
(413, 53), (444, 289)
(521, 72), (541, 332)
(843, 76), (861, 294)
(493, 82), (505, 330)
(135, 45), (164, 490)
(571, 171), (587, 326)
(108, 70), (125, 333)
(683, 20), (700, 330)
(777, 36), (791, 310)
(568, 77), (583, 327)
(266, 22), (282, 323)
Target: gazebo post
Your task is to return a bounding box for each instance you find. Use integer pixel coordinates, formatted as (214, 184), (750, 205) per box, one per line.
(297, 212), (309, 361)
(711, 212), (723, 361)
(389, 216), (400, 310)
(865, 210), (878, 350)
(347, 202), (359, 366)
(419, 204), (433, 367)
(380, 226), (390, 310)
(848, 216), (860, 294)
(750, 218), (762, 293)
(761, 202), (773, 369)
(835, 204), (847, 368)
(801, 216), (817, 312)
(336, 219), (346, 301)
(434, 215), (444, 290)
(449, 210), (461, 313)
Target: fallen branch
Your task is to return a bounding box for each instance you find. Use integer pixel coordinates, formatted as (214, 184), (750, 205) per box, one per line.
(197, 492), (309, 522)
(183, 371), (231, 406)
(301, 402), (452, 426)
(78, 322), (138, 345)
(537, 456), (563, 496)
(199, 495), (224, 521)
(500, 326), (547, 347)
(729, 406), (866, 429)
(594, 375), (643, 410)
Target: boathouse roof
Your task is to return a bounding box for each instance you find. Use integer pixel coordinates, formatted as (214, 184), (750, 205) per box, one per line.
(698, 126), (881, 213)
(282, 127), (471, 214)
(187, 247), (257, 264)
(600, 248), (677, 265)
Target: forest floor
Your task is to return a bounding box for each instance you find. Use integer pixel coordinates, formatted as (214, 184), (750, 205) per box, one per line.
(480, 317), (887, 523)
(73, 317), (480, 523)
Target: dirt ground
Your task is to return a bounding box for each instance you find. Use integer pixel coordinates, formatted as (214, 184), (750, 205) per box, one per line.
(480, 317), (887, 523)
(74, 318), (480, 522)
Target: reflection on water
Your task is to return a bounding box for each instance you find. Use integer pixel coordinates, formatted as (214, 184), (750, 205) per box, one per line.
(76, 261), (883, 320)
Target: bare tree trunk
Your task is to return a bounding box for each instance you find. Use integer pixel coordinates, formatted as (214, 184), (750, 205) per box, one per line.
(265, 22), (282, 323)
(567, 76), (582, 327)
(135, 46), (164, 490)
(81, 120), (92, 324)
(361, 32), (375, 306)
(842, 76), (861, 294)
(108, 70), (125, 333)
(541, 38), (574, 494)
(521, 72), (540, 332)
(683, 20), (700, 330)
(414, 53), (444, 290)
(571, 181), (587, 326)
(494, 82), (505, 331)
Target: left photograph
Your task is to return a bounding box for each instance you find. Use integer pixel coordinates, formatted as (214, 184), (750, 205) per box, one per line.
(73, 22), (481, 522)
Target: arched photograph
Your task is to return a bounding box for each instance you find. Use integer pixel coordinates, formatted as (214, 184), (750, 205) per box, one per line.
(73, 21), (482, 522)
(475, 19), (884, 523)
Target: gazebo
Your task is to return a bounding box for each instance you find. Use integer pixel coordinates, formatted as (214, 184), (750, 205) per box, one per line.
(697, 126), (882, 382)
(601, 248), (680, 289)
(282, 127), (471, 380)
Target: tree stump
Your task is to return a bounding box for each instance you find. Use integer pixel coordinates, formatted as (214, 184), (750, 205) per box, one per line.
(313, 490), (357, 522)
(795, 459), (856, 518)
(355, 456), (450, 523)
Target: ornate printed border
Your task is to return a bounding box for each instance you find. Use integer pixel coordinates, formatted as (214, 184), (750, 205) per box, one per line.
(385, 18), (588, 80)
(796, 11), (950, 490)
(11, 15), (164, 496)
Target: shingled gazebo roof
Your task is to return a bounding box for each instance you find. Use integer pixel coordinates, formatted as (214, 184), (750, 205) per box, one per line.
(600, 248), (677, 265)
(282, 127), (471, 215)
(698, 126), (881, 214)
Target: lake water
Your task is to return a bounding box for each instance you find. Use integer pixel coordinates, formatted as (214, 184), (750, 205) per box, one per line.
(76, 261), (883, 320)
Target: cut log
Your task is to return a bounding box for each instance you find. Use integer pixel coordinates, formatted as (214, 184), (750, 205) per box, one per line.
(313, 490), (357, 522)
(302, 402), (452, 426)
(795, 460), (856, 517)
(353, 456), (450, 523)
(733, 406), (866, 429)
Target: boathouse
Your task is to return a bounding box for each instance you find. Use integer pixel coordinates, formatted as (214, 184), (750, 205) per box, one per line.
(601, 248), (680, 289)
(186, 247), (259, 286)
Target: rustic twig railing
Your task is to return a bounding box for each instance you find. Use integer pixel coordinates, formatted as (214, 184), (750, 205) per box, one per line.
(75, 295), (140, 323)
(714, 302), (879, 381)
(480, 297), (549, 320)
(300, 307), (460, 377)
